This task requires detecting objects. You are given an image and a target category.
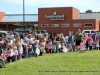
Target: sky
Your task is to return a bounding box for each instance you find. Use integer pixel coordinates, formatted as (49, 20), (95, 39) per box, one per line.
(0, 0), (100, 14)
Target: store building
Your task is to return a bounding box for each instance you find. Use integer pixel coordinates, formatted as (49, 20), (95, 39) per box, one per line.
(0, 7), (100, 35)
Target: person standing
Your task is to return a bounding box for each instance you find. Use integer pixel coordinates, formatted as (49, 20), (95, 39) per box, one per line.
(75, 29), (83, 51)
(92, 31), (98, 49)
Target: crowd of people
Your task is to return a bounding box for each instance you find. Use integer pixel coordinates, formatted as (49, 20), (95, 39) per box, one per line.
(0, 29), (100, 68)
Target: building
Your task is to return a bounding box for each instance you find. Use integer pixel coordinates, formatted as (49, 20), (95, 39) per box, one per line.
(0, 7), (100, 35)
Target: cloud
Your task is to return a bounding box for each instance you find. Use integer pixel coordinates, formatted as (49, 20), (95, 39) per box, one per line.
(2, 0), (100, 12)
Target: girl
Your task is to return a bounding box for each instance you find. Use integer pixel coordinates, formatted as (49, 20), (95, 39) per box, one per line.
(39, 43), (45, 56)
(88, 38), (93, 50)
(45, 41), (51, 53)
(16, 37), (23, 60)
(61, 43), (68, 53)
(7, 45), (14, 63)
(34, 40), (40, 56)
(68, 41), (73, 52)
(13, 46), (18, 62)
(56, 41), (61, 53)
(80, 40), (86, 52)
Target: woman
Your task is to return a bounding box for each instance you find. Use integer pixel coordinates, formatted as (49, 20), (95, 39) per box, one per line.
(16, 37), (23, 60)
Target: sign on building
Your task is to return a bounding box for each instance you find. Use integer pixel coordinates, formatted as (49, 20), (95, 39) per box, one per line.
(45, 11), (64, 20)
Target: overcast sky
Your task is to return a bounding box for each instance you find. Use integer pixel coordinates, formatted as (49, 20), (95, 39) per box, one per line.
(0, 0), (100, 14)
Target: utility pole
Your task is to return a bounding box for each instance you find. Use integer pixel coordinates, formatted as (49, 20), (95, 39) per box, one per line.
(23, 0), (25, 29)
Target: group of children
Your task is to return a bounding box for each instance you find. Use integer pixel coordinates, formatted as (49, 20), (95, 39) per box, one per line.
(0, 30), (100, 68)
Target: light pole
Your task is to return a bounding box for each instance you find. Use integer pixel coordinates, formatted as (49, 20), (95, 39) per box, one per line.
(23, 0), (25, 29)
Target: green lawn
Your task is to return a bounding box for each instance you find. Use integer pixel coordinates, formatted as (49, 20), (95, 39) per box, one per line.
(0, 50), (100, 75)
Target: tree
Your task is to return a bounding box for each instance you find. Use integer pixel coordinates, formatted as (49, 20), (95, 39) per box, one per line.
(85, 9), (92, 13)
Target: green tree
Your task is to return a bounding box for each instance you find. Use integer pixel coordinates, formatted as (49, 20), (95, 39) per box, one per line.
(85, 9), (92, 13)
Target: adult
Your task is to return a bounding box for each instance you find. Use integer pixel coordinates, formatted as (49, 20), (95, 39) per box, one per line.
(75, 29), (83, 50)
(68, 31), (73, 43)
(92, 31), (98, 49)
(5, 30), (14, 39)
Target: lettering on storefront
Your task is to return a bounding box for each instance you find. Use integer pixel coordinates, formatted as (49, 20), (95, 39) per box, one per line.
(45, 11), (64, 20)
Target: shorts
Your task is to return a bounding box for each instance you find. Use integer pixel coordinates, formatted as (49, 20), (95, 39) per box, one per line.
(76, 40), (81, 46)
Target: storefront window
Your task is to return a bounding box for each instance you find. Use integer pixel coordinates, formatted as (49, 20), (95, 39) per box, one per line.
(61, 24), (70, 27)
(51, 24), (59, 27)
(84, 23), (93, 27)
(41, 24), (48, 27)
(73, 23), (81, 27)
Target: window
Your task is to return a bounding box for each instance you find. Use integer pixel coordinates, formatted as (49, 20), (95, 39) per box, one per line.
(41, 24), (48, 27)
(84, 31), (90, 33)
(51, 24), (59, 27)
(73, 23), (81, 27)
(84, 23), (93, 27)
(41, 31), (45, 33)
(36, 31), (40, 34)
(61, 24), (70, 27)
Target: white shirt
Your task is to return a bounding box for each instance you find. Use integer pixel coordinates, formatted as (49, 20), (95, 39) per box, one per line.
(65, 36), (68, 42)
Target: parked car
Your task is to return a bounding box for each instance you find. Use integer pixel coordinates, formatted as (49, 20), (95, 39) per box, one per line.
(0, 31), (8, 37)
(82, 29), (99, 35)
(14, 29), (31, 35)
(35, 30), (48, 36)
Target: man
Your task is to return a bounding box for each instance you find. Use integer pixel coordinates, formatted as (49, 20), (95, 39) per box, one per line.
(75, 29), (83, 51)
(92, 31), (98, 49)
(5, 30), (14, 39)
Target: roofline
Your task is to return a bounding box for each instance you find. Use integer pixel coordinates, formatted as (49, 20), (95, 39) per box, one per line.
(5, 14), (38, 16)
(1, 21), (38, 23)
(80, 12), (100, 14)
(38, 6), (78, 9)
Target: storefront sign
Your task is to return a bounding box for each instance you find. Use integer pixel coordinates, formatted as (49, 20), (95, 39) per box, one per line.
(45, 11), (64, 20)
(13, 22), (21, 25)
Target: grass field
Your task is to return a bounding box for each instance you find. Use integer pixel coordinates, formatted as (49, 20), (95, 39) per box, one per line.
(0, 50), (100, 75)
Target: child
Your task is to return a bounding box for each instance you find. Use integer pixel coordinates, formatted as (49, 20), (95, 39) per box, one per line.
(13, 46), (18, 62)
(72, 41), (76, 51)
(45, 41), (51, 53)
(56, 41), (61, 53)
(88, 38), (93, 50)
(68, 41), (73, 52)
(63, 40), (68, 49)
(96, 40), (99, 50)
(80, 40), (85, 52)
(51, 42), (56, 53)
(39, 43), (45, 56)
(34, 40), (40, 57)
(61, 43), (68, 53)
(28, 44), (33, 58)
(0, 52), (6, 68)
(7, 45), (14, 63)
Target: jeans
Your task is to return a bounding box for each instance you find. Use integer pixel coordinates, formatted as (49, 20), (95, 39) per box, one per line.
(7, 56), (13, 63)
(13, 55), (17, 62)
(51, 49), (55, 53)
(24, 51), (28, 58)
(28, 51), (33, 58)
(0, 60), (3, 68)
(56, 49), (59, 53)
(89, 46), (92, 50)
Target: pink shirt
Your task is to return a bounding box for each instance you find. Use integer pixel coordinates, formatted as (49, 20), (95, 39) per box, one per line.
(80, 42), (85, 50)
(13, 50), (18, 56)
(7, 49), (14, 57)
